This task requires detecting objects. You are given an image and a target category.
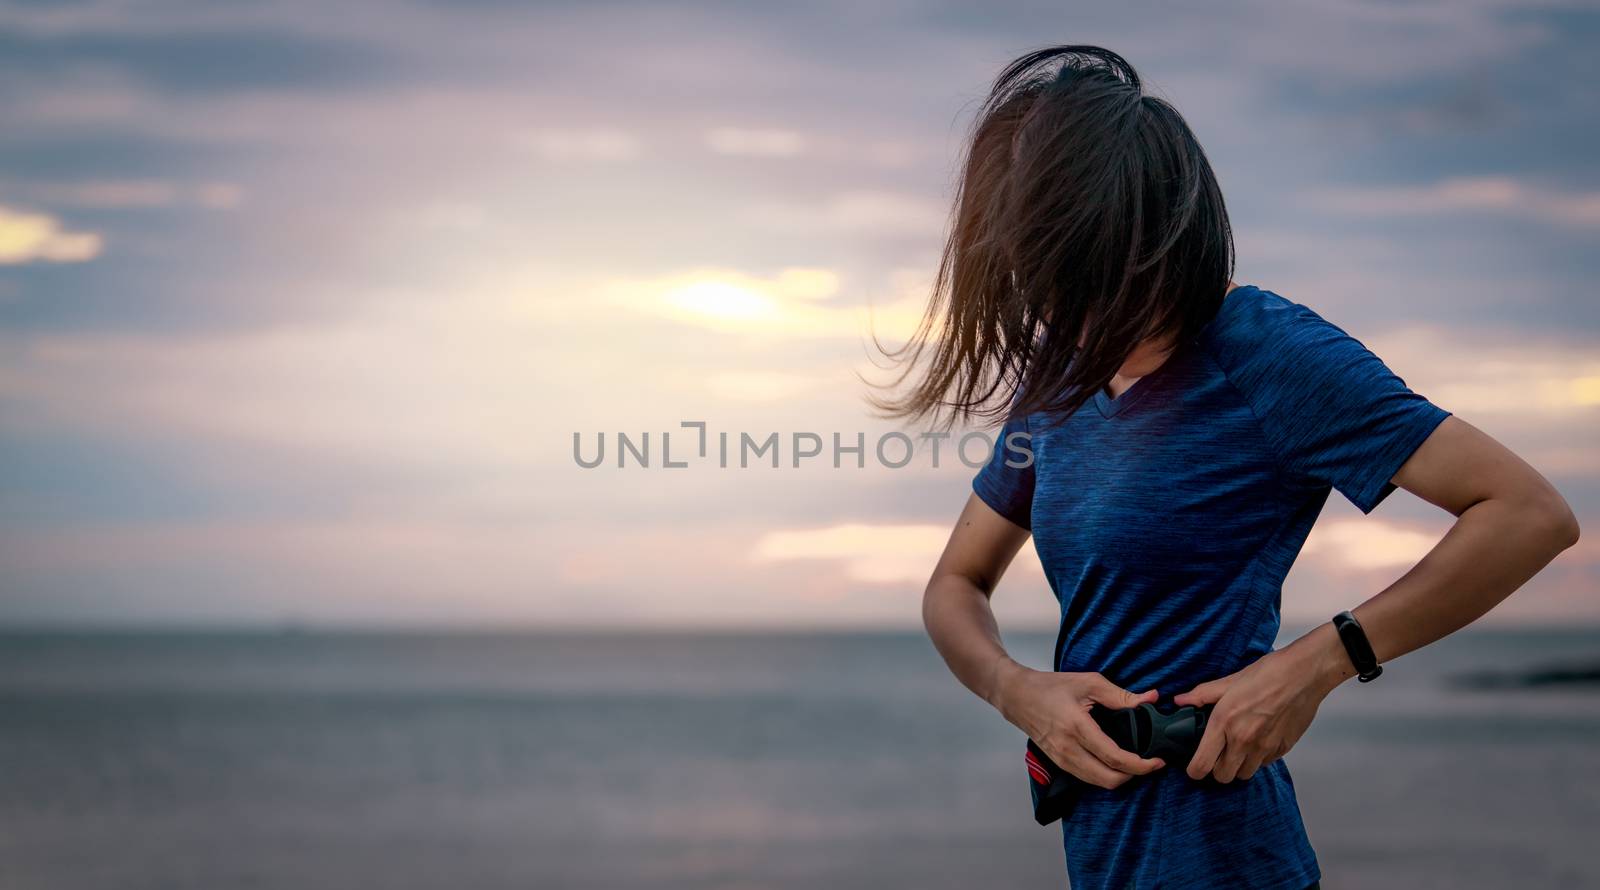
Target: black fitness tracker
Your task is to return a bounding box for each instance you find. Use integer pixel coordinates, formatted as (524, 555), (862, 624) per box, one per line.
(1332, 610), (1383, 682)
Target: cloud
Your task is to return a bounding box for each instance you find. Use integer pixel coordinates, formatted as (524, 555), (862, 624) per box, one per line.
(752, 521), (1045, 587)
(1299, 517), (1443, 571)
(1365, 323), (1600, 413)
(702, 371), (822, 402)
(0, 205), (101, 264)
(0, 512), (1060, 630)
(704, 127), (806, 158)
(1352, 325), (1600, 477)
(1281, 511), (1600, 625)
(744, 190), (948, 238)
(0, 293), (561, 476)
(1374, 326), (1600, 418)
(0, 0), (1594, 630)
(590, 266), (927, 342)
(515, 128), (640, 162)
(754, 522), (948, 584)
(13, 179), (243, 209)
(1309, 177), (1600, 228)
(0, 260), (922, 489)
(1438, 371), (1600, 415)
(0, 28), (404, 95)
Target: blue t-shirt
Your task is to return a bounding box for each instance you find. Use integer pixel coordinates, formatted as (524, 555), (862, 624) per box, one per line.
(973, 284), (1451, 890)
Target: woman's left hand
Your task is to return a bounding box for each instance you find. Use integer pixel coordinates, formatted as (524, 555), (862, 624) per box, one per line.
(1174, 632), (1348, 783)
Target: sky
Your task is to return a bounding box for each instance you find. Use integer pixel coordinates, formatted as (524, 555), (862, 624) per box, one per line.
(0, 0), (1596, 630)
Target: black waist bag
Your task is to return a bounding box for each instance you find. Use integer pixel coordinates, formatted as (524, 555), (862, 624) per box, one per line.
(1025, 702), (1213, 826)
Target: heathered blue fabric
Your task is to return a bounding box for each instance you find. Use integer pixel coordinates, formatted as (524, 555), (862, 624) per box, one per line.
(974, 285), (1450, 890)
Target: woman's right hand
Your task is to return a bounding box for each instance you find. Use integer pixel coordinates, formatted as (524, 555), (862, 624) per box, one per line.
(992, 663), (1166, 789)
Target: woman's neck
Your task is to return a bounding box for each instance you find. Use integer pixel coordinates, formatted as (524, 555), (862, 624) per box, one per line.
(1099, 281), (1239, 399)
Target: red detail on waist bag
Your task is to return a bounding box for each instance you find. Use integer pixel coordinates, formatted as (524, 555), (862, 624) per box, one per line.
(1024, 749), (1051, 786)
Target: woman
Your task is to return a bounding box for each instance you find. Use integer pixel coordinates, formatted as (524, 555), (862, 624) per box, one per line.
(882, 46), (1581, 889)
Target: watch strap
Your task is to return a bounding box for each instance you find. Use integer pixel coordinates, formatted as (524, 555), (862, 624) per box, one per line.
(1332, 610), (1383, 682)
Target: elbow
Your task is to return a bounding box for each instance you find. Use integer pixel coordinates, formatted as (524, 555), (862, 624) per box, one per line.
(920, 574), (944, 636)
(920, 569), (991, 636)
(1558, 507), (1581, 551)
(1535, 493), (1581, 552)
(1501, 473), (1580, 553)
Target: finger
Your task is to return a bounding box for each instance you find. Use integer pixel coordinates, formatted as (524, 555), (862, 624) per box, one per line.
(1213, 742), (1248, 784)
(1174, 678), (1229, 707)
(1077, 723), (1166, 776)
(1237, 751), (1266, 782)
(1086, 676), (1159, 710)
(1055, 745), (1133, 790)
(1186, 722), (1226, 781)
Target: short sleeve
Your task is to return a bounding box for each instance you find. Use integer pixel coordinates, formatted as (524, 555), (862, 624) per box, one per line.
(1217, 295), (1451, 514)
(972, 414), (1036, 529)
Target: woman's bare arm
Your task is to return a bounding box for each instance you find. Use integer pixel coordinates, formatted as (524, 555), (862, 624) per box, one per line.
(1322, 414), (1579, 667)
(1180, 415), (1580, 783)
(921, 494), (1033, 707)
(924, 494), (1165, 789)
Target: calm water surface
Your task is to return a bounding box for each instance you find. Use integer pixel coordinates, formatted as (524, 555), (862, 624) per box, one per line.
(1, 629), (1597, 889)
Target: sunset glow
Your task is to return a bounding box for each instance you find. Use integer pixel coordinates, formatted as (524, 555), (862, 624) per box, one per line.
(663, 278), (781, 322)
(0, 2), (1593, 629)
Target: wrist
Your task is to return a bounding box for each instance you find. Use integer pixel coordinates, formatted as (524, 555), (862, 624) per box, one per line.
(1296, 621), (1358, 695)
(986, 657), (1031, 722)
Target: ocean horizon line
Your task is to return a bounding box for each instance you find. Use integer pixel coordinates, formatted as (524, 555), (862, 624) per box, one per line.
(3, 621), (1598, 638)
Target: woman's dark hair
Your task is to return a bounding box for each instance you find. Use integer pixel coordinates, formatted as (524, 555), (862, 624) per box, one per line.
(872, 45), (1233, 427)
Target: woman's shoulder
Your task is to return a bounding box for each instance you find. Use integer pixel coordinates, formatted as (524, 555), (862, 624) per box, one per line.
(1206, 284), (1304, 341)
(1199, 283), (1343, 372)
(1199, 283), (1402, 416)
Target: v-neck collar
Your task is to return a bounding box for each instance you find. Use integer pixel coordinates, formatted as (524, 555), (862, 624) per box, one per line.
(1092, 346), (1182, 418)
(1089, 284), (1250, 419)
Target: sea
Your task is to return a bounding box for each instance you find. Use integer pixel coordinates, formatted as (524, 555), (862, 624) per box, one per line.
(1, 628), (1597, 889)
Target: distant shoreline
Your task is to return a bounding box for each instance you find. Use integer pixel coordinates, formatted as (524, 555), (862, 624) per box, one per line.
(4, 623), (1600, 638)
